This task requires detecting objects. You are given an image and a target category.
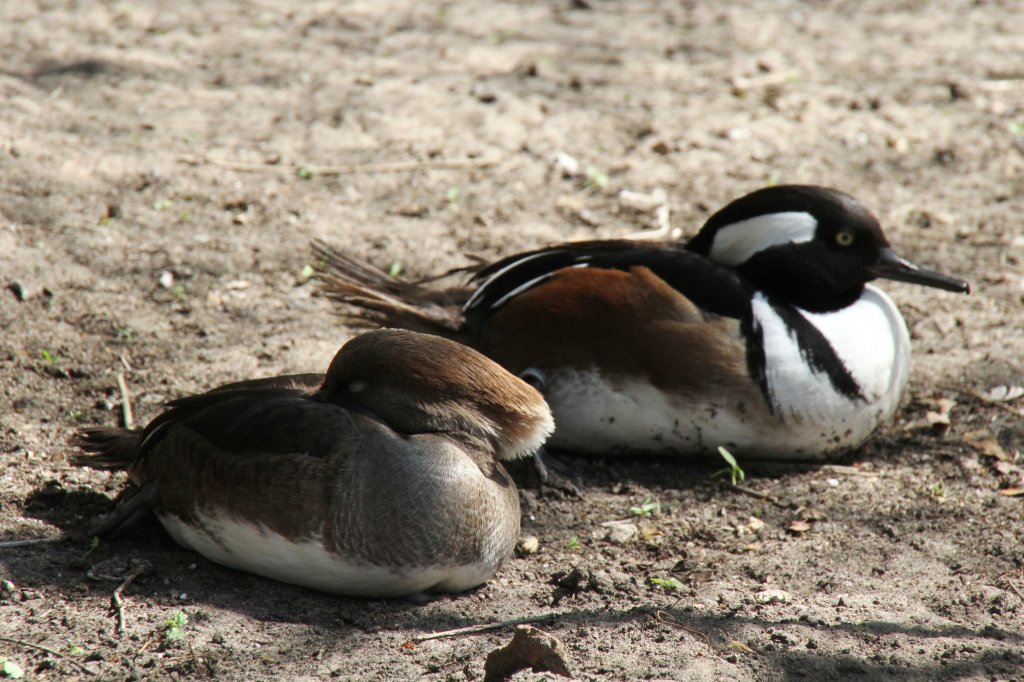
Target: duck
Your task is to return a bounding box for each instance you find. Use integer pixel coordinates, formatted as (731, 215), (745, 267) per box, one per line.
(314, 185), (969, 461)
(74, 329), (554, 598)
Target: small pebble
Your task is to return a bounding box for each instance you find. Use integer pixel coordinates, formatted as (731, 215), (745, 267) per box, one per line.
(605, 523), (638, 545)
(755, 589), (793, 605)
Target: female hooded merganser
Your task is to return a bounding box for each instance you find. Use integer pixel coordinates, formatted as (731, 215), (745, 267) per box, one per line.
(314, 185), (969, 461)
(75, 329), (553, 598)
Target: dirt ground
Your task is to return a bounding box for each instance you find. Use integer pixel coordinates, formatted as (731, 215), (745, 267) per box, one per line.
(1, 1), (1023, 680)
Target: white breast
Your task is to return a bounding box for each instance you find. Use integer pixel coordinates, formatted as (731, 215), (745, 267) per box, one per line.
(751, 285), (910, 452)
(159, 512), (501, 598)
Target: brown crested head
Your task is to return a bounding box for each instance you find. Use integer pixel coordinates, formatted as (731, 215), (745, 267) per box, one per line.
(322, 329), (553, 461)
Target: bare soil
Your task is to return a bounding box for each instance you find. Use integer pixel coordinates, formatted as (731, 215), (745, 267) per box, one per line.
(2, 1), (1023, 680)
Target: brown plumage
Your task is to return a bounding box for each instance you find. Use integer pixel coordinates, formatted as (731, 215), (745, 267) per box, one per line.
(75, 329), (553, 597)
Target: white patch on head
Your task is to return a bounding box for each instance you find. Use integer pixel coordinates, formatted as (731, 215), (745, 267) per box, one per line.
(709, 211), (818, 266)
(160, 512), (502, 598)
(750, 286), (910, 451)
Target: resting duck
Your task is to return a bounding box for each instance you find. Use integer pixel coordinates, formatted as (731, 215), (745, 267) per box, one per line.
(314, 185), (968, 461)
(75, 329), (553, 598)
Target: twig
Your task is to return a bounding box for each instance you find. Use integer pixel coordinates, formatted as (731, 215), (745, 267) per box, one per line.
(0, 537), (63, 549)
(109, 561), (149, 638)
(178, 154), (500, 176)
(408, 612), (562, 644)
(116, 372), (134, 430)
(111, 589), (127, 637)
(729, 484), (787, 508)
(730, 70), (800, 92)
(0, 635), (97, 676)
(118, 352), (133, 372)
(653, 610), (713, 649)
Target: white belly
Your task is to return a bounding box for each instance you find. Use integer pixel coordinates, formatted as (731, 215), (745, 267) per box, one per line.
(159, 512), (500, 598)
(545, 369), (777, 456)
(544, 286), (910, 460)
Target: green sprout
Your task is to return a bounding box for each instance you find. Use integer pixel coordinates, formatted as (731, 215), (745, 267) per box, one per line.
(163, 610), (188, 642)
(445, 185), (460, 210)
(650, 577), (684, 592)
(628, 497), (661, 517)
(583, 165), (609, 190)
(713, 446), (746, 486)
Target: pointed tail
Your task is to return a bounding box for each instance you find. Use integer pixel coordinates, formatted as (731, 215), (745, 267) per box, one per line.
(72, 427), (141, 471)
(311, 239), (472, 337)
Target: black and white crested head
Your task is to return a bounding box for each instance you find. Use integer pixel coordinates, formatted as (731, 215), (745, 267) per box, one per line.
(686, 185), (968, 312)
(687, 185), (881, 266)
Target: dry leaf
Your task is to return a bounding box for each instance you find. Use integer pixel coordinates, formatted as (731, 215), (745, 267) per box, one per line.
(517, 535), (540, 555)
(997, 488), (1024, 497)
(729, 640), (755, 654)
(963, 429), (1010, 461)
(639, 525), (663, 542)
(788, 521), (811, 534)
(755, 589), (793, 604)
(903, 397), (956, 431)
(979, 385), (1024, 403)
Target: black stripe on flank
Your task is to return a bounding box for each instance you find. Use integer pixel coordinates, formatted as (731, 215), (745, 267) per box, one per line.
(766, 298), (865, 403)
(740, 312), (773, 414)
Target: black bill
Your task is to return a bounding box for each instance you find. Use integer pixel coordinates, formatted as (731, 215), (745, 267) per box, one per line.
(872, 247), (970, 294)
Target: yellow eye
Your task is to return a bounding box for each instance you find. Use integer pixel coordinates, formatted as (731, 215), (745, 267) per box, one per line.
(836, 230), (854, 247)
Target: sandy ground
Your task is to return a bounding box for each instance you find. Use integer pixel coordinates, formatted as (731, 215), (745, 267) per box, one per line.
(1, 1), (1023, 680)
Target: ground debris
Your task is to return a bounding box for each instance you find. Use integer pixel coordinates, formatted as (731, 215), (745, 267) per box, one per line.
(963, 429), (1012, 461)
(483, 625), (571, 682)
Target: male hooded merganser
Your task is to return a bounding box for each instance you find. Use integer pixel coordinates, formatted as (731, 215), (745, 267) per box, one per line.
(314, 185), (969, 461)
(75, 329), (553, 598)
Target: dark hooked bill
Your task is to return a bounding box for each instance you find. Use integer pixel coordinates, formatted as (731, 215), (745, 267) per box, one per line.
(872, 248), (970, 294)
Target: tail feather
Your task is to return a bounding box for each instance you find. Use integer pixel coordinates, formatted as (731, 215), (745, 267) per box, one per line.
(311, 239), (471, 337)
(73, 427), (157, 537)
(72, 427), (141, 471)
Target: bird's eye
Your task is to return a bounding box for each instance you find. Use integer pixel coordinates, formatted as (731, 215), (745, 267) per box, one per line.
(519, 368), (547, 392)
(835, 230), (854, 247)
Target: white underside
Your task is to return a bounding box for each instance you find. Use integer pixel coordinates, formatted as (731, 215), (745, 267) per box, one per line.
(546, 369), (770, 456)
(545, 285), (910, 460)
(160, 512), (499, 598)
